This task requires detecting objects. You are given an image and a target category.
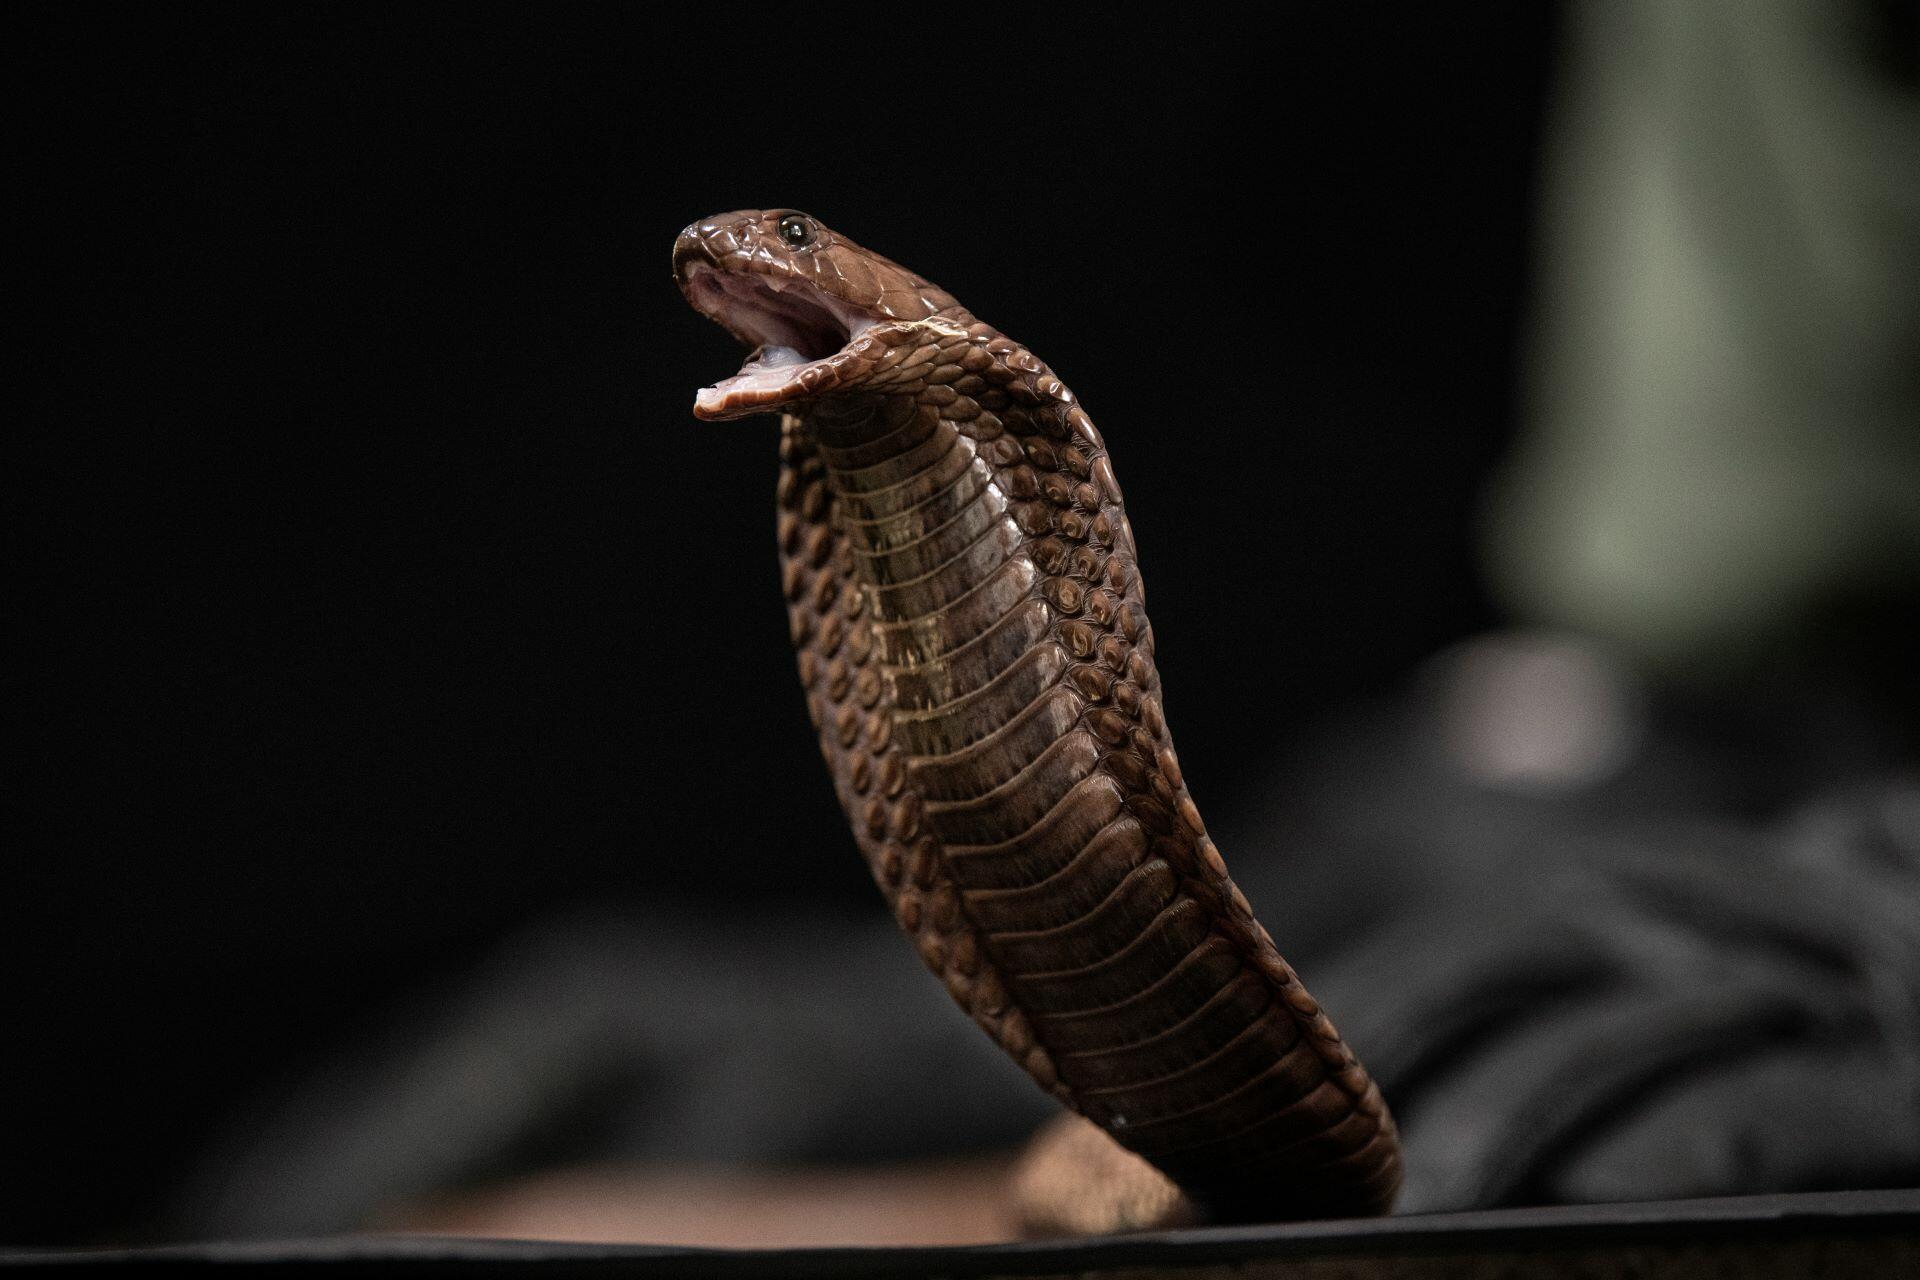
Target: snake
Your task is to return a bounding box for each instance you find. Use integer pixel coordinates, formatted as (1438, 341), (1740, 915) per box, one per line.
(672, 209), (1401, 1230)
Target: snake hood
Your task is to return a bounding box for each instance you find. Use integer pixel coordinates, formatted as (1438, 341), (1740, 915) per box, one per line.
(674, 209), (964, 421)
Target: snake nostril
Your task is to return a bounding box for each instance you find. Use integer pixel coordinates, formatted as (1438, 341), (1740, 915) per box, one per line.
(671, 229), (722, 285)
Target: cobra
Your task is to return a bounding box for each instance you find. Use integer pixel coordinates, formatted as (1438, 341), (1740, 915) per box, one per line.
(673, 209), (1400, 1228)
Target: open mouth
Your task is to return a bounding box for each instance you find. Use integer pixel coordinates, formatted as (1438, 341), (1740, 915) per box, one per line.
(680, 264), (878, 419)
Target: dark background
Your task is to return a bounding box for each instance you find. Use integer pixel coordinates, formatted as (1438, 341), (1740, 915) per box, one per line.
(11, 6), (1558, 1245)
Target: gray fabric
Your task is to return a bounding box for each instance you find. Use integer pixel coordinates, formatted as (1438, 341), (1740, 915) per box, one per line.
(175, 661), (1920, 1233)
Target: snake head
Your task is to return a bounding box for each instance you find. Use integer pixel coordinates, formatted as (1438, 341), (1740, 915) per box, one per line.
(674, 209), (964, 420)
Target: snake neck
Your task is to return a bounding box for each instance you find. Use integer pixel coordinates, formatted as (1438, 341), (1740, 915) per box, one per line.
(774, 325), (1401, 1224)
(804, 389), (1024, 678)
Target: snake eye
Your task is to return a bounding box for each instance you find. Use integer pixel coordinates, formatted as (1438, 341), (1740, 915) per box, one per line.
(777, 213), (817, 249)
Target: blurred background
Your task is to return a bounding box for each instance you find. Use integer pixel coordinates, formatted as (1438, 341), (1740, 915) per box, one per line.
(10, 2), (1917, 1250)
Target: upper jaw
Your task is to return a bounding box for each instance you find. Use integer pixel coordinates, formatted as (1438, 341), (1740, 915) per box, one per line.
(675, 256), (880, 421)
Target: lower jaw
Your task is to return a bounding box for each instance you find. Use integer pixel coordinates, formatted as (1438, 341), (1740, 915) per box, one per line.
(694, 332), (869, 421)
(694, 359), (819, 420)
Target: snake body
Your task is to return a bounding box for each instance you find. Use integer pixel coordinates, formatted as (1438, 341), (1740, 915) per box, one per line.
(674, 210), (1400, 1224)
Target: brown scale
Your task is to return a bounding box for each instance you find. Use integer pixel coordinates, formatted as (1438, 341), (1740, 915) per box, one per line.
(675, 209), (1400, 1228)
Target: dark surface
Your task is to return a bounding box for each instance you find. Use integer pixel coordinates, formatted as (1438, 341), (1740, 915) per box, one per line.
(12, 8), (1558, 1244)
(7, 1192), (1918, 1276)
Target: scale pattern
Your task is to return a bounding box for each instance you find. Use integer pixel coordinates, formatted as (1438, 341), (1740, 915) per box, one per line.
(772, 319), (1401, 1222)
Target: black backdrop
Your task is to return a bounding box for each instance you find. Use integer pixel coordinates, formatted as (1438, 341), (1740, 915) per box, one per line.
(11, 6), (1558, 1244)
